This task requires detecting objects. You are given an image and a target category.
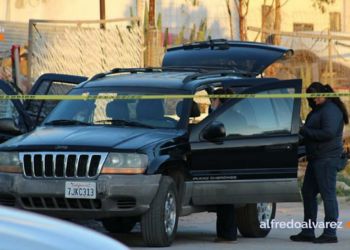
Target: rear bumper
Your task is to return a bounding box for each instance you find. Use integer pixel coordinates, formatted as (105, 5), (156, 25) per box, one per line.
(0, 173), (161, 219)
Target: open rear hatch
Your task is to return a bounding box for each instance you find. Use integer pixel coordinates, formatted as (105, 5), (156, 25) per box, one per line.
(162, 40), (293, 75)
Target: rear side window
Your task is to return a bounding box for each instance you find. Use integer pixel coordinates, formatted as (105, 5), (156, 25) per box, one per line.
(216, 88), (294, 137)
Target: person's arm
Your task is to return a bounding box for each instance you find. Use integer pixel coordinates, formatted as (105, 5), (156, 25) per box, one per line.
(299, 105), (342, 141)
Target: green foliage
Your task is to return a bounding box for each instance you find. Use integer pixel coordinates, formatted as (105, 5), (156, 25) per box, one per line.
(174, 25), (186, 46)
(345, 163), (350, 175)
(144, 3), (149, 35)
(130, 7), (135, 28)
(298, 179), (303, 189)
(185, 0), (200, 6)
(336, 187), (350, 197)
(336, 173), (350, 197)
(116, 26), (124, 44)
(338, 173), (350, 186)
(196, 19), (207, 41)
(312, 0), (336, 13)
(157, 13), (162, 30)
(190, 23), (196, 43)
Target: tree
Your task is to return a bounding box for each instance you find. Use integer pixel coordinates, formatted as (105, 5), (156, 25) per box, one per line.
(312, 0), (336, 13)
(260, 0), (335, 45)
(233, 0), (250, 41)
(186, 0), (336, 41)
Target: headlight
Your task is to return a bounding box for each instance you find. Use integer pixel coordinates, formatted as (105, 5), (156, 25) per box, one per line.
(0, 152), (21, 173)
(101, 153), (148, 174)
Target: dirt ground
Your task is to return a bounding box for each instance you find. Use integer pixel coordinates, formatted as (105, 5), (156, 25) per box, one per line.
(77, 198), (350, 250)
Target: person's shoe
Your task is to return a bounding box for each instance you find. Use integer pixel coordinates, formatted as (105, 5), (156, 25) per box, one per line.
(214, 238), (237, 243)
(290, 233), (315, 242)
(313, 235), (338, 244)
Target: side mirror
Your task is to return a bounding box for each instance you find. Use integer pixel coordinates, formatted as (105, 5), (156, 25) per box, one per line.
(0, 118), (23, 135)
(202, 121), (226, 140)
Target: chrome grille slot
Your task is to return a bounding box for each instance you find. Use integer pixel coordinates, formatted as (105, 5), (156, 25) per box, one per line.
(34, 155), (42, 177)
(55, 155), (64, 177)
(117, 198), (137, 209)
(21, 197), (102, 210)
(0, 195), (16, 207)
(78, 155), (88, 177)
(20, 152), (108, 179)
(89, 155), (101, 176)
(23, 155), (32, 176)
(45, 155), (54, 177)
(66, 155), (76, 177)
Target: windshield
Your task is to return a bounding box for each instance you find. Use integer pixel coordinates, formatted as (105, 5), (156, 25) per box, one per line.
(44, 88), (186, 129)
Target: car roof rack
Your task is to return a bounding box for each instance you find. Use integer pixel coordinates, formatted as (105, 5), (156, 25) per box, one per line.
(182, 70), (249, 84)
(182, 39), (229, 50)
(89, 66), (224, 82)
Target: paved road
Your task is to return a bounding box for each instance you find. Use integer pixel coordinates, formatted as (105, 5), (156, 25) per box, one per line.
(79, 199), (350, 250)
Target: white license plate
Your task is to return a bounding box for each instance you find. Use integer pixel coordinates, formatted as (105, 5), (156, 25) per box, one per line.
(65, 182), (96, 199)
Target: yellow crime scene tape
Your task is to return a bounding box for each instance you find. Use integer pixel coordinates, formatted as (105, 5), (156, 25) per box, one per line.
(0, 93), (350, 100)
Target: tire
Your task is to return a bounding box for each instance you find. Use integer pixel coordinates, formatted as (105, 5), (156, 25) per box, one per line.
(141, 176), (179, 247)
(237, 203), (276, 238)
(102, 217), (137, 234)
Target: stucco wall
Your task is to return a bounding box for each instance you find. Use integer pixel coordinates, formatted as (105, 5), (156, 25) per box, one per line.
(0, 0), (136, 22)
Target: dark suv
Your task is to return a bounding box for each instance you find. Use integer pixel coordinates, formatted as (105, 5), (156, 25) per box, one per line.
(0, 41), (302, 247)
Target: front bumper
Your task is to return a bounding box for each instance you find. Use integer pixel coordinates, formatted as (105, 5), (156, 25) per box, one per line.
(0, 173), (161, 219)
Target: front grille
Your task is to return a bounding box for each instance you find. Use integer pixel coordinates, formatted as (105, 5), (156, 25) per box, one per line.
(20, 152), (108, 179)
(0, 195), (16, 206)
(21, 197), (102, 210)
(117, 198), (136, 209)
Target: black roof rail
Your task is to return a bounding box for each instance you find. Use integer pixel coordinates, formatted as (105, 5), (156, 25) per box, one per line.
(88, 67), (211, 82)
(182, 70), (252, 84)
(183, 39), (229, 50)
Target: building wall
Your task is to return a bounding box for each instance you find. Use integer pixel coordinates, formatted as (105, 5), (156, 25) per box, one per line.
(0, 0), (136, 22)
(0, 0), (240, 39)
(1, 0), (349, 43)
(246, 0), (348, 42)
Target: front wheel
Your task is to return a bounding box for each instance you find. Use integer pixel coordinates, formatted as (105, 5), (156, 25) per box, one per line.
(237, 203), (276, 238)
(141, 176), (179, 247)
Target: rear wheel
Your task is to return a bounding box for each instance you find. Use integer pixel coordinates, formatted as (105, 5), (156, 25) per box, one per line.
(102, 217), (137, 234)
(237, 203), (276, 237)
(141, 176), (179, 247)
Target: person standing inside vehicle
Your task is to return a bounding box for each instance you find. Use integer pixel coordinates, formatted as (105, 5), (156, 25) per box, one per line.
(290, 82), (349, 244)
(209, 88), (237, 243)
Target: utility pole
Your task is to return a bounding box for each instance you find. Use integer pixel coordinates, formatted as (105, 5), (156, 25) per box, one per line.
(137, 0), (145, 67)
(100, 0), (106, 30)
(149, 0), (155, 27)
(146, 0), (161, 67)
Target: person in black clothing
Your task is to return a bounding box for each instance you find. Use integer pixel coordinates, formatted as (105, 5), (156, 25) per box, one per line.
(209, 88), (237, 243)
(290, 82), (349, 244)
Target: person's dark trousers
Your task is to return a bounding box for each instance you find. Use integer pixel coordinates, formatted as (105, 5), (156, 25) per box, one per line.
(301, 157), (339, 237)
(216, 204), (237, 240)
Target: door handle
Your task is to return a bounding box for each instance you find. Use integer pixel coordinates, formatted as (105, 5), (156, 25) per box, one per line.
(265, 144), (293, 152)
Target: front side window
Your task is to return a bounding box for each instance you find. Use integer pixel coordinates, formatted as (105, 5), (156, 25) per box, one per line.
(190, 89), (211, 125)
(0, 89), (19, 124)
(44, 88), (185, 129)
(215, 88), (294, 137)
(26, 81), (76, 125)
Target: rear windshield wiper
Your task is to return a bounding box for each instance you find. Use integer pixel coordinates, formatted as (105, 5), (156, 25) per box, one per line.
(44, 119), (91, 126)
(95, 119), (155, 129)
